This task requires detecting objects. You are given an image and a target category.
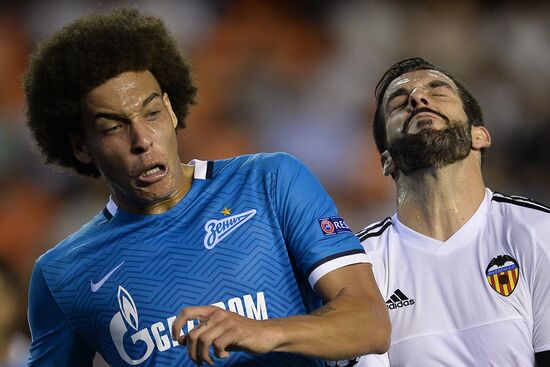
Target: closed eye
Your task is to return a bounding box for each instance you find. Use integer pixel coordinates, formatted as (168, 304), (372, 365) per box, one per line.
(431, 89), (451, 98)
(427, 80), (454, 95)
(388, 97), (408, 112)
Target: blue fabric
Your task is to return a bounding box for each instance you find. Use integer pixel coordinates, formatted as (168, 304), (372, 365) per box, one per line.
(28, 153), (364, 366)
(28, 264), (94, 366)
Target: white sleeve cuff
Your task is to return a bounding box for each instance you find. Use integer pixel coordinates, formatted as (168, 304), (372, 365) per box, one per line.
(308, 252), (372, 289)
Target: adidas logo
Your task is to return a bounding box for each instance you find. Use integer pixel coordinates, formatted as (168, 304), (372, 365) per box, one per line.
(386, 289), (415, 310)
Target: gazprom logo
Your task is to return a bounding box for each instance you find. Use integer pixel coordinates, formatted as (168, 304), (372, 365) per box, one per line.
(204, 209), (256, 249)
(109, 286), (269, 364)
(110, 286), (155, 365)
(119, 286), (139, 331)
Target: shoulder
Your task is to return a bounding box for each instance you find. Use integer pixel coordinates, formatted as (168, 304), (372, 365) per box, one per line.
(489, 191), (550, 227)
(488, 191), (550, 252)
(211, 152), (305, 178)
(34, 210), (113, 307)
(356, 217), (393, 250)
(222, 152), (302, 169)
(37, 210), (110, 268)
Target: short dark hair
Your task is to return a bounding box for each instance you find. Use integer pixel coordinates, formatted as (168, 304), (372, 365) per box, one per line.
(24, 8), (197, 177)
(372, 57), (483, 154)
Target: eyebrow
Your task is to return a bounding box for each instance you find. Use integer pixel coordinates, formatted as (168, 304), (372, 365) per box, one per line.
(426, 79), (453, 90)
(142, 92), (161, 107)
(93, 92), (161, 122)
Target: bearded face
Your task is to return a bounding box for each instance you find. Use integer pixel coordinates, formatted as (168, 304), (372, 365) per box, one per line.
(387, 120), (472, 176)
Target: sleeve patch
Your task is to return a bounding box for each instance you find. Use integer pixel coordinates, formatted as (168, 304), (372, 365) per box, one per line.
(318, 216), (352, 235)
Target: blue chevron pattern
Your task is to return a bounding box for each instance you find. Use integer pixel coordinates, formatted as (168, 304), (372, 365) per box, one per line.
(33, 153), (364, 366)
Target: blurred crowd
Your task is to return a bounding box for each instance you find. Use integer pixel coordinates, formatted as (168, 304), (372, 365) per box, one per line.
(0, 0), (549, 365)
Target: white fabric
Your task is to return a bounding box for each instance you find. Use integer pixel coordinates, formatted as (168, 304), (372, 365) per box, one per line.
(308, 252), (372, 288)
(188, 159), (208, 179)
(358, 189), (550, 366)
(105, 196), (118, 216)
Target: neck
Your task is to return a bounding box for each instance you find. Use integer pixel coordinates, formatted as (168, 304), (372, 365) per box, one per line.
(395, 154), (486, 241)
(114, 164), (194, 215)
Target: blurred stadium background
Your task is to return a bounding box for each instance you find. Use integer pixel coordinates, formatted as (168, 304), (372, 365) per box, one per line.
(1, 0), (549, 365)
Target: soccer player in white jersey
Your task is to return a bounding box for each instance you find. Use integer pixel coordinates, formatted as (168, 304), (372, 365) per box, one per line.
(23, 8), (390, 367)
(357, 57), (550, 366)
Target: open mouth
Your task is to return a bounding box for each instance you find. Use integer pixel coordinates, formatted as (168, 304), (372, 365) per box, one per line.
(137, 164), (167, 184)
(143, 165), (164, 177)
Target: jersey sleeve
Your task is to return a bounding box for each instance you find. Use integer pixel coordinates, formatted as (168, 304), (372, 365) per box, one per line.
(532, 221), (550, 353)
(28, 262), (95, 366)
(273, 153), (370, 288)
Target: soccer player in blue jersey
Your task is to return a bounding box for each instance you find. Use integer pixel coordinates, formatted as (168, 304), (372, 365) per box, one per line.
(24, 8), (389, 366)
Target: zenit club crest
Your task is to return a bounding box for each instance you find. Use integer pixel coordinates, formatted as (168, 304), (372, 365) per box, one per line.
(485, 255), (520, 296)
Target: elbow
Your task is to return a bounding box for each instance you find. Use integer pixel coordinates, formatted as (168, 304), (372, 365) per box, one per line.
(346, 314), (390, 358)
(371, 313), (391, 354)
(376, 320), (391, 354)
(361, 302), (391, 355)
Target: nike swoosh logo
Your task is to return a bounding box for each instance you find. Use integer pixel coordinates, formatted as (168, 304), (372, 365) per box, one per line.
(90, 261), (125, 293)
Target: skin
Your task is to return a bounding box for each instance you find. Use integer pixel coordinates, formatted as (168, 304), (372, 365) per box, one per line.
(380, 69), (492, 241)
(378, 68), (550, 364)
(72, 71), (194, 214)
(72, 70), (390, 364)
(171, 263), (390, 365)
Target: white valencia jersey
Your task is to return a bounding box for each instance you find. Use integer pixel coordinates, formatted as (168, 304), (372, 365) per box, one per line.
(358, 189), (550, 366)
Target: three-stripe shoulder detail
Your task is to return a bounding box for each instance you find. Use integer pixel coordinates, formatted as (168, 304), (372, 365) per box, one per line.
(492, 192), (550, 214)
(356, 217), (392, 242)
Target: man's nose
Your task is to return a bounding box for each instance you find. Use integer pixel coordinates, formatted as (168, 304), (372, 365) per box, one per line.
(130, 121), (153, 154)
(408, 87), (429, 110)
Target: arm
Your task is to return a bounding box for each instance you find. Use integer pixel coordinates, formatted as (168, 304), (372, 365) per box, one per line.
(532, 211), (550, 363)
(171, 154), (389, 364)
(28, 263), (94, 366)
(273, 262), (389, 358)
(533, 245), (550, 363)
(171, 263), (390, 365)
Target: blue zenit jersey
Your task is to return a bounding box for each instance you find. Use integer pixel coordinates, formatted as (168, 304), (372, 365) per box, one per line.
(28, 153), (370, 366)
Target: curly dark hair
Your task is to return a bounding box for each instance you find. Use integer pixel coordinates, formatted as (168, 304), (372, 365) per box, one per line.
(24, 8), (197, 177)
(372, 57), (484, 154)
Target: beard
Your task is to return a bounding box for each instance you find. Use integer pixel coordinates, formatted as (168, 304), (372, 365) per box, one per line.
(387, 120), (472, 176)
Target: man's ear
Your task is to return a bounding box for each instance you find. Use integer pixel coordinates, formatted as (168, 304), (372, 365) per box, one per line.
(381, 150), (396, 177)
(471, 125), (491, 150)
(163, 93), (178, 129)
(68, 133), (93, 164)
